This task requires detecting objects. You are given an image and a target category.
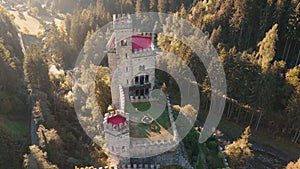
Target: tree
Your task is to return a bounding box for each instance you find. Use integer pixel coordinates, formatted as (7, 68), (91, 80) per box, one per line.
(135, 0), (142, 13)
(0, 40), (20, 93)
(95, 66), (111, 114)
(229, 0), (246, 32)
(210, 25), (222, 46)
(149, 0), (157, 12)
(179, 4), (187, 18)
(286, 66), (300, 142)
(23, 145), (58, 169)
(0, 6), (23, 60)
(284, 2), (300, 63)
(36, 124), (64, 165)
(23, 44), (51, 92)
(225, 126), (253, 169)
(161, 82), (167, 93)
(157, 0), (167, 12)
(180, 104), (197, 122)
(286, 158), (300, 169)
(257, 24), (278, 71)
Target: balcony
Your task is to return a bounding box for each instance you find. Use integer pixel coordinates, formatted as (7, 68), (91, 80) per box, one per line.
(129, 83), (151, 91)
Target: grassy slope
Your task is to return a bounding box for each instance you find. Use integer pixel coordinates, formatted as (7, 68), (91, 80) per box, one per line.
(0, 91), (30, 168)
(8, 11), (44, 35)
(7, 10), (63, 36)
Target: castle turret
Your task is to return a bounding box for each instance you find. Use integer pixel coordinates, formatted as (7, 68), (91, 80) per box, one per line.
(107, 14), (156, 109)
(103, 109), (130, 158)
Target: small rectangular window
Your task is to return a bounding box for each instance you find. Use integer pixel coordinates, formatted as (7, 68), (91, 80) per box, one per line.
(125, 53), (128, 58)
(121, 40), (127, 46)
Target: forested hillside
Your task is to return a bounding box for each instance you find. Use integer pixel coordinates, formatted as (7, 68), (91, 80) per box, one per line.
(22, 0), (300, 168)
(0, 6), (29, 168)
(0, 0), (299, 168)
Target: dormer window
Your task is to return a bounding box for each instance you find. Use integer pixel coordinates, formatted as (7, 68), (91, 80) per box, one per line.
(121, 39), (127, 46)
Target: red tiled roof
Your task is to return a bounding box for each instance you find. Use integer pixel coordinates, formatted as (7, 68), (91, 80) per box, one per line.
(132, 36), (152, 52)
(107, 35), (152, 52)
(107, 115), (126, 128)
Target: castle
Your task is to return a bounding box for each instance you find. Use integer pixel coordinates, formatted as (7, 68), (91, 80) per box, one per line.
(102, 14), (194, 169)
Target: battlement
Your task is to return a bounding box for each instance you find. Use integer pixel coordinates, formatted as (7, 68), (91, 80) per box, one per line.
(128, 138), (178, 157)
(130, 137), (178, 147)
(76, 164), (161, 169)
(103, 110), (129, 131)
(132, 47), (156, 58)
(113, 14), (132, 30)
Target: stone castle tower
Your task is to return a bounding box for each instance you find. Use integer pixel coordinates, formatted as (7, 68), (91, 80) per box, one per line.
(103, 109), (130, 159)
(103, 14), (194, 169)
(107, 14), (156, 109)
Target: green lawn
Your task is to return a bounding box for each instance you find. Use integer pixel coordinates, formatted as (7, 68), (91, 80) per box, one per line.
(128, 101), (171, 138)
(132, 102), (151, 111)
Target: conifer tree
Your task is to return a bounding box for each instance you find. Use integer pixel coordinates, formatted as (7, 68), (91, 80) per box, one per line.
(149, 0), (157, 12)
(286, 158), (300, 169)
(157, 0), (167, 13)
(257, 24), (278, 71)
(135, 0), (142, 13)
(225, 126), (253, 169)
(286, 66), (300, 135)
(23, 145), (58, 169)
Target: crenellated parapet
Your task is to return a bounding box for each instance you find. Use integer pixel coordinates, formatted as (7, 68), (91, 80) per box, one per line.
(113, 14), (132, 30)
(103, 110), (129, 131)
(132, 47), (156, 58)
(129, 136), (179, 157)
(75, 163), (161, 169)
